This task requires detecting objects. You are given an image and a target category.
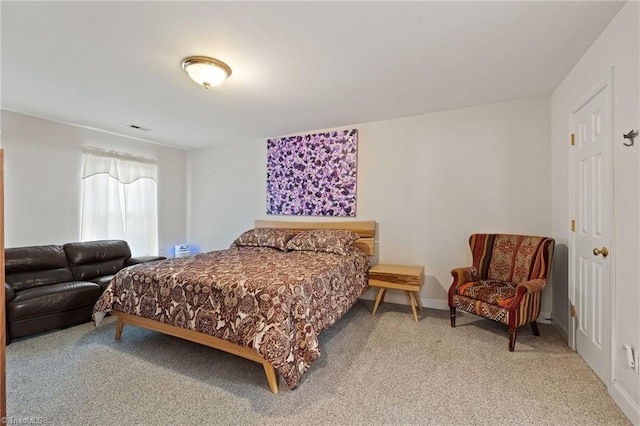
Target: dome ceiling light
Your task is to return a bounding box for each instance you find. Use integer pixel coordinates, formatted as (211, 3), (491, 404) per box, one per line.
(180, 56), (232, 89)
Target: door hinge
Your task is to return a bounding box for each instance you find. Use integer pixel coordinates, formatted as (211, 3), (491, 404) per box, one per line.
(571, 305), (577, 318)
(570, 133), (575, 146)
(571, 220), (575, 232)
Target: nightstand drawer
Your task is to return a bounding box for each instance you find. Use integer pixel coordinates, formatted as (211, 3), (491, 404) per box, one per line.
(369, 264), (423, 285)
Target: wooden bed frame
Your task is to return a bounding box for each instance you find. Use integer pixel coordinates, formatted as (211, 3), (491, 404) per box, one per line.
(112, 220), (376, 394)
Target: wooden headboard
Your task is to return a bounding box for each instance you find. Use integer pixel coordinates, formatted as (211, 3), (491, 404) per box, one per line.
(255, 220), (376, 256)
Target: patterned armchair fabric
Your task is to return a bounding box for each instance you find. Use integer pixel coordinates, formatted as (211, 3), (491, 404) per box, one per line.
(448, 234), (555, 351)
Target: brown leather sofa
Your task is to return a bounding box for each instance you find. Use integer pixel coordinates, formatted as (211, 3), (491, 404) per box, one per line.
(4, 240), (165, 343)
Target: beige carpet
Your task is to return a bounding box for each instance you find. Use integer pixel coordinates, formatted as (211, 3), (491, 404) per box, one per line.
(6, 301), (631, 425)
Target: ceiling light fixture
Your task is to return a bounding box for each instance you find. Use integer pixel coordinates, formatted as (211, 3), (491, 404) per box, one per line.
(180, 56), (232, 89)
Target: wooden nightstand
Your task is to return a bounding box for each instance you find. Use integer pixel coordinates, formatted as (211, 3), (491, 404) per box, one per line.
(369, 264), (425, 322)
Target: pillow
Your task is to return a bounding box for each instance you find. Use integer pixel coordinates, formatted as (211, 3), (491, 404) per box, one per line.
(285, 229), (360, 256)
(231, 228), (297, 251)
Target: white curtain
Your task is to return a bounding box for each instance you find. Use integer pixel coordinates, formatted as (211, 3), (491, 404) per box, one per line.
(80, 148), (159, 256)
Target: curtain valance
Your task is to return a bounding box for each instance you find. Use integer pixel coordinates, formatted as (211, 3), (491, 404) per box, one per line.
(82, 147), (158, 184)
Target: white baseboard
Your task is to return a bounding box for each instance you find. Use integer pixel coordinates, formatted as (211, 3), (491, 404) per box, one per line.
(552, 321), (569, 344)
(360, 293), (558, 319)
(610, 380), (640, 425)
(538, 311), (553, 325)
(359, 288), (448, 311)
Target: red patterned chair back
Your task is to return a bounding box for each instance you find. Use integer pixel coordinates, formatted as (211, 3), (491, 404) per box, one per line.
(469, 234), (554, 284)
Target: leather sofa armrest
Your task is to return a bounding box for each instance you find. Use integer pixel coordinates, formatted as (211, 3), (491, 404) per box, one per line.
(5, 282), (15, 303)
(125, 256), (166, 267)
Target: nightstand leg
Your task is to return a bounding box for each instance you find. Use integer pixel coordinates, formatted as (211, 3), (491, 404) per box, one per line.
(414, 292), (423, 311)
(407, 292), (419, 322)
(372, 287), (386, 316)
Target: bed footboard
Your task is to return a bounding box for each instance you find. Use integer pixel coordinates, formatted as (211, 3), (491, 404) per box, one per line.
(111, 311), (279, 394)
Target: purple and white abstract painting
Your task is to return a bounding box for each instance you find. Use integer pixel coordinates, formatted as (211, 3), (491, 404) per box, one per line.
(267, 129), (358, 216)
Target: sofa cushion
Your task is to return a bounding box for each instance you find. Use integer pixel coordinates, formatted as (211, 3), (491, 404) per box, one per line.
(456, 279), (517, 308)
(470, 234), (551, 283)
(487, 235), (546, 283)
(6, 281), (102, 321)
(5, 245), (74, 291)
(64, 240), (131, 281)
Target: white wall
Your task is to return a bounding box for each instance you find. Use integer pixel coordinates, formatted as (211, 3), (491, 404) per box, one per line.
(188, 96), (552, 312)
(1, 110), (187, 256)
(550, 1), (639, 422)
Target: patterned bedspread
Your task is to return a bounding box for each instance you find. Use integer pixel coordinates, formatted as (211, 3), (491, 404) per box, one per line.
(92, 246), (369, 389)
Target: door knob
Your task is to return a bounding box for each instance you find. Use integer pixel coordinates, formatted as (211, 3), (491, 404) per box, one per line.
(593, 247), (609, 257)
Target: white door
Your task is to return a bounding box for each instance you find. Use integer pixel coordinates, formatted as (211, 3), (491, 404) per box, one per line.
(571, 80), (611, 385)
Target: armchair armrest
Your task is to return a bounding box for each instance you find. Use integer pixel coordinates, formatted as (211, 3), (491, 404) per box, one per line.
(450, 266), (478, 289)
(449, 266), (479, 303)
(5, 282), (15, 303)
(516, 278), (547, 295)
(507, 278), (548, 310)
(125, 256), (166, 267)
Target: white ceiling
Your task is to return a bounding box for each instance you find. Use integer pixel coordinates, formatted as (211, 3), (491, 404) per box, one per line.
(1, 1), (625, 150)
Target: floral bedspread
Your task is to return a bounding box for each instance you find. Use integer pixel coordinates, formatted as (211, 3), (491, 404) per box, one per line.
(92, 246), (369, 389)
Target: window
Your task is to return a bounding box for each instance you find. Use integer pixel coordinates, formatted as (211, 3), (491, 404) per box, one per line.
(80, 148), (158, 256)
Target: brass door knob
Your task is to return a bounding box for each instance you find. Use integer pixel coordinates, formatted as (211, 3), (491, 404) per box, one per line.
(593, 247), (609, 257)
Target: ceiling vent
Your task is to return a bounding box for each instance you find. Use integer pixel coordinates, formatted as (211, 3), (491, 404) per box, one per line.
(127, 124), (152, 131)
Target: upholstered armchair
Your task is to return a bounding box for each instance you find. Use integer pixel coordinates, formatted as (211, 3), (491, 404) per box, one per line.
(448, 234), (555, 351)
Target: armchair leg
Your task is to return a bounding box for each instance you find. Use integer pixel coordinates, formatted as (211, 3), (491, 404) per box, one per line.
(531, 321), (540, 336)
(450, 307), (456, 328)
(509, 327), (517, 352)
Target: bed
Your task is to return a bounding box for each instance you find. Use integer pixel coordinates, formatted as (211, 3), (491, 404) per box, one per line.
(92, 220), (376, 393)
